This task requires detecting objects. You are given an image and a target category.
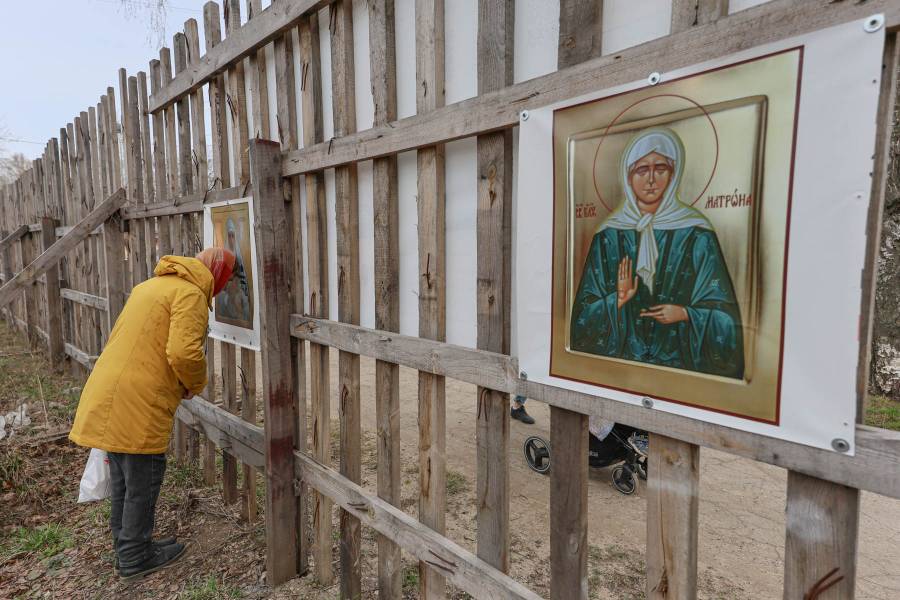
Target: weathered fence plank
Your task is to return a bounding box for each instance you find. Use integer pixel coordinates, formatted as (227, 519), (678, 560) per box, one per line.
(240, 347), (258, 523)
(329, 2), (362, 597)
(369, 0), (402, 595)
(671, 0), (727, 33)
(783, 471), (859, 599)
(416, 0), (447, 596)
(249, 138), (299, 586)
(646, 435), (700, 599)
(475, 0), (514, 574)
(549, 4), (594, 597)
(299, 11), (333, 585)
(221, 339), (239, 503)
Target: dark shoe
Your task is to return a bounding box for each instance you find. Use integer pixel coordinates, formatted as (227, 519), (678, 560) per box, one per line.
(113, 538), (177, 570)
(119, 542), (187, 581)
(511, 406), (535, 425)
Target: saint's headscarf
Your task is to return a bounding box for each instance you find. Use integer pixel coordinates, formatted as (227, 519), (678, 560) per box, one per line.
(598, 128), (712, 292)
(196, 247), (236, 297)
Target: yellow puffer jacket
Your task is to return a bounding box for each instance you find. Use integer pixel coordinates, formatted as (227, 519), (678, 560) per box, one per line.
(69, 256), (213, 454)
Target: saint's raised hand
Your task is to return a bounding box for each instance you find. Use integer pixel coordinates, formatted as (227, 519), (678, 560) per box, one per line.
(617, 256), (639, 309)
(640, 304), (689, 324)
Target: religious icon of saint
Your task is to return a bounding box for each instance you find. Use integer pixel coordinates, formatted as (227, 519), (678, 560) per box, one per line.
(217, 216), (252, 326)
(569, 128), (745, 379)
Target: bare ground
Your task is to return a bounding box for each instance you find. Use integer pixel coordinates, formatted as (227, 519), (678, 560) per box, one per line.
(1, 323), (899, 599)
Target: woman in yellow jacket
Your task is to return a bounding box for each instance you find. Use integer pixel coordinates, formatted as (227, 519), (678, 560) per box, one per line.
(70, 248), (235, 580)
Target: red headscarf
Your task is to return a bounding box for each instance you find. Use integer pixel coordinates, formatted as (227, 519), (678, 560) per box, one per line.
(196, 247), (236, 296)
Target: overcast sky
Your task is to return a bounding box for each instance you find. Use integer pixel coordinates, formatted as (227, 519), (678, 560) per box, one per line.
(0, 0), (209, 160)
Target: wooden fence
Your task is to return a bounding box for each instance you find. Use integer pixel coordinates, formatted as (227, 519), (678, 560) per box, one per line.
(2, 1), (900, 598)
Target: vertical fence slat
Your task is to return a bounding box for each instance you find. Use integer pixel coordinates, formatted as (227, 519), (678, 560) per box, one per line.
(221, 339), (239, 503)
(300, 12), (332, 586)
(415, 1), (447, 597)
(549, 4), (599, 599)
(202, 0), (229, 493)
(240, 346), (258, 522)
(22, 173), (39, 347)
(549, 408), (588, 600)
(646, 435), (699, 599)
(106, 87), (123, 191)
(150, 60), (171, 263)
(180, 22), (205, 464)
(783, 472), (859, 599)
(225, 0), (250, 186)
(171, 34), (196, 463)
(368, 1), (402, 596)
(84, 107), (106, 351)
(475, 0), (514, 574)
(159, 48), (178, 256)
(671, 0), (728, 33)
(204, 2), (231, 190)
(128, 76), (149, 287)
(160, 47), (180, 209)
(58, 127), (75, 357)
(102, 213), (126, 333)
(248, 0), (271, 140)
(329, 2), (362, 598)
(173, 31), (196, 257)
(92, 106), (111, 344)
(249, 138), (299, 586)
(185, 19), (209, 196)
(219, 0), (248, 520)
(137, 72), (158, 280)
(203, 335), (218, 485)
(557, 0), (602, 68)
(40, 217), (64, 368)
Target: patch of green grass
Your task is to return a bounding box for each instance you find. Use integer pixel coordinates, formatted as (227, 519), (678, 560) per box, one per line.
(84, 499), (111, 527)
(865, 394), (900, 431)
(167, 459), (205, 489)
(0, 449), (38, 501)
(2, 523), (74, 560)
(402, 564), (419, 592)
(180, 575), (243, 600)
(446, 470), (469, 497)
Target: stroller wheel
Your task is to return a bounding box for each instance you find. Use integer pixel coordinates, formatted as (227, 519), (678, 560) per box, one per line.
(612, 466), (636, 495)
(523, 436), (551, 474)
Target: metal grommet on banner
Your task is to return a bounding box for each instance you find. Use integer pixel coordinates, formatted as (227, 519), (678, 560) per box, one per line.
(831, 438), (850, 453)
(520, 110), (530, 122)
(647, 72), (661, 86)
(641, 397), (654, 409)
(863, 14), (884, 33)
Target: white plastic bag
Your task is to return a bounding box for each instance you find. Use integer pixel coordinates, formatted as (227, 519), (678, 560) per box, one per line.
(78, 449), (111, 503)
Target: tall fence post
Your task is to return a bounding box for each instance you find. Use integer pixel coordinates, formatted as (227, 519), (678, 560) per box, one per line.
(40, 217), (64, 369)
(249, 138), (299, 586)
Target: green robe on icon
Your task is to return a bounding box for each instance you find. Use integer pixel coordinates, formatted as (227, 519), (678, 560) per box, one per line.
(570, 226), (744, 379)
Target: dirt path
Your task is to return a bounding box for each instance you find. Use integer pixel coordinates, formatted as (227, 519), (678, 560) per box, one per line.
(2, 324), (899, 599)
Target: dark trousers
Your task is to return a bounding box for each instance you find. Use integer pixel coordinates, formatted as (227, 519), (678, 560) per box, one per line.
(108, 452), (166, 568)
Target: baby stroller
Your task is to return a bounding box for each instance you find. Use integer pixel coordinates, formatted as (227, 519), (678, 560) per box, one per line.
(523, 422), (649, 495)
